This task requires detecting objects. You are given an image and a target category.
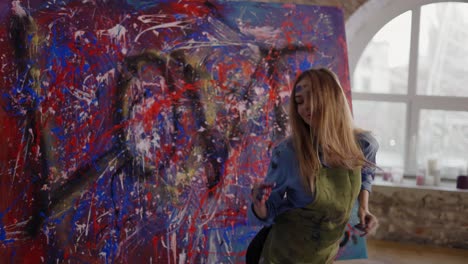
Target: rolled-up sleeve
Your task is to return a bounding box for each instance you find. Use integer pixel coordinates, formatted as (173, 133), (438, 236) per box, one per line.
(248, 144), (289, 226)
(357, 132), (379, 193)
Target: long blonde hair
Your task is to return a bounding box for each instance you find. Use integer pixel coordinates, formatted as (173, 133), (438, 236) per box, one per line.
(289, 68), (367, 191)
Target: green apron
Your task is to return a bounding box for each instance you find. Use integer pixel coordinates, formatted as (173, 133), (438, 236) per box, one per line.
(260, 167), (362, 264)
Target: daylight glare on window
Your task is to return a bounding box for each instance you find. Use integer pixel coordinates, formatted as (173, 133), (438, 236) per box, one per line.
(417, 2), (468, 97)
(418, 110), (468, 180)
(352, 2), (468, 182)
(353, 101), (406, 170)
(353, 11), (411, 94)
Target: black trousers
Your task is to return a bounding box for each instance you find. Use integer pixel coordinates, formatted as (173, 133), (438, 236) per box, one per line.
(245, 226), (272, 264)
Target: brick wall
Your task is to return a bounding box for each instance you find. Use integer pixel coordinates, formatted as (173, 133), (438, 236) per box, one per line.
(370, 185), (468, 249)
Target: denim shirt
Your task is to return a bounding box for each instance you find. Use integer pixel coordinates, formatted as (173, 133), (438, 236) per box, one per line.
(248, 132), (379, 226)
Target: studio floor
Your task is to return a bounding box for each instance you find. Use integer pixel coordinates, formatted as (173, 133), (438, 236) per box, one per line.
(335, 239), (468, 264)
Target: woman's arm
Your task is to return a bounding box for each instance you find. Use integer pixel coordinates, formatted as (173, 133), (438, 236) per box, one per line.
(357, 132), (379, 235)
(357, 189), (378, 235)
(247, 143), (289, 226)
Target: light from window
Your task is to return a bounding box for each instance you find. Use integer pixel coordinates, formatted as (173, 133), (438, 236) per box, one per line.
(417, 3), (468, 97)
(353, 101), (407, 170)
(418, 109), (468, 179)
(361, 77), (371, 92)
(353, 11), (412, 94)
(352, 2), (468, 183)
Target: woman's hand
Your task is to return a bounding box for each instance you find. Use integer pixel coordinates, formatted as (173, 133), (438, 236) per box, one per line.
(251, 183), (274, 220)
(356, 207), (379, 236)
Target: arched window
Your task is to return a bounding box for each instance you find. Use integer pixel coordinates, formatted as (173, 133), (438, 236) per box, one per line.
(349, 1), (468, 183)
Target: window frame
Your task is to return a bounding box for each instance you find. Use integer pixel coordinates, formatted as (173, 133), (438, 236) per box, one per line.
(348, 1), (468, 177)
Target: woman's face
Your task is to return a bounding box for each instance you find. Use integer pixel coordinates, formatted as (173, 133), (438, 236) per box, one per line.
(294, 78), (313, 126)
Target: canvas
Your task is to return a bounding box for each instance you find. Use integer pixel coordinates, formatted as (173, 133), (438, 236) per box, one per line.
(0, 0), (366, 262)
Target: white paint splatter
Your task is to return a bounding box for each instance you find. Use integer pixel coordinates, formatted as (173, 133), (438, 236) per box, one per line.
(119, 172), (124, 190)
(74, 30), (86, 41)
(160, 236), (167, 248)
(97, 25), (127, 53)
(11, 1), (27, 17)
(178, 250), (186, 264)
(238, 24), (282, 44)
(131, 123), (150, 154)
(134, 19), (194, 42)
(254, 86), (264, 95)
(137, 14), (170, 24)
(107, 24), (127, 43)
(279, 91), (290, 100)
(171, 232), (178, 264)
(44, 226), (50, 244)
(96, 69), (115, 85)
(75, 221), (87, 233)
(85, 194), (93, 236)
(169, 39), (246, 51)
(99, 252), (107, 263)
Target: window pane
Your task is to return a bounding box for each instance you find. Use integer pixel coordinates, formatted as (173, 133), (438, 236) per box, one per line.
(417, 3), (468, 97)
(353, 11), (411, 94)
(417, 110), (468, 179)
(352, 101), (407, 170)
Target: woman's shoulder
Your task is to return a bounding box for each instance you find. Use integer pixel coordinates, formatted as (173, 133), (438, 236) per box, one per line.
(269, 137), (299, 173)
(269, 137), (296, 161)
(273, 137), (294, 153)
(355, 131), (379, 153)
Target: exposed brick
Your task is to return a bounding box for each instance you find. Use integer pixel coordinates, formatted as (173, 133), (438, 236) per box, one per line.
(369, 185), (468, 249)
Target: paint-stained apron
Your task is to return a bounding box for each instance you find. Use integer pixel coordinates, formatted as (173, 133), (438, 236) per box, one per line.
(260, 167), (362, 264)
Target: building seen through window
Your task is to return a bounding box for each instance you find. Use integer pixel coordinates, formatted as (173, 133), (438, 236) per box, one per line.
(352, 2), (468, 181)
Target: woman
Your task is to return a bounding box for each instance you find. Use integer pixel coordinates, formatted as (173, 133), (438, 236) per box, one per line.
(247, 68), (379, 264)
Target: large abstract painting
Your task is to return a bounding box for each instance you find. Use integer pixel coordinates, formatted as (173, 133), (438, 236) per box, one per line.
(0, 0), (366, 262)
